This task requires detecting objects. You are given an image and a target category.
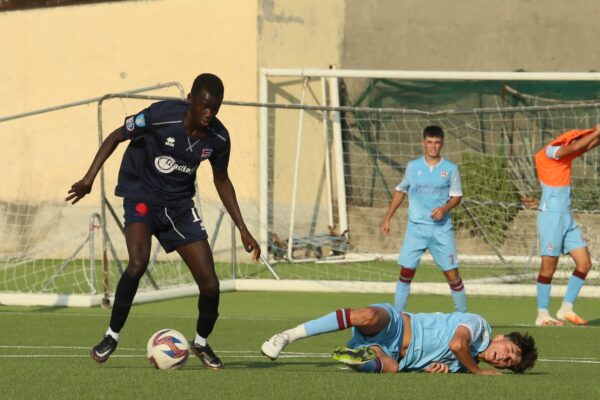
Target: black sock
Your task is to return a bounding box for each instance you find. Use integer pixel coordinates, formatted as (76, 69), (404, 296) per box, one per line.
(109, 272), (141, 333)
(196, 293), (220, 339)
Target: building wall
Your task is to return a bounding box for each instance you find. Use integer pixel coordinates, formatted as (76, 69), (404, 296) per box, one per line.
(342, 0), (600, 71)
(0, 0), (260, 261)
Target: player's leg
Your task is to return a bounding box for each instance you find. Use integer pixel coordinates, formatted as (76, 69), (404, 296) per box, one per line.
(536, 212), (565, 326)
(556, 242), (590, 325)
(430, 225), (465, 312)
(261, 306), (390, 360)
(332, 304), (405, 373)
(536, 256), (564, 326)
(156, 204), (223, 368)
(91, 220), (152, 363)
(395, 223), (426, 311)
(177, 240), (224, 369)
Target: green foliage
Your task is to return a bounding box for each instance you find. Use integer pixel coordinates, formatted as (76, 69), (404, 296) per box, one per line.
(455, 152), (521, 246)
(572, 178), (600, 211)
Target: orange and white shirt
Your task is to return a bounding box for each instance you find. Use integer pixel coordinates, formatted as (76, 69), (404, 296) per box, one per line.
(534, 129), (593, 212)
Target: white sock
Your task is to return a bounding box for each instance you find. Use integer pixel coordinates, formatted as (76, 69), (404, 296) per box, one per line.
(282, 325), (307, 343)
(537, 309), (551, 318)
(105, 327), (120, 342)
(194, 334), (207, 347)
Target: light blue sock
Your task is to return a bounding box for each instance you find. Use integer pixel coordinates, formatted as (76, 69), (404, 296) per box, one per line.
(304, 308), (351, 336)
(450, 289), (467, 313)
(395, 280), (410, 311)
(564, 275), (585, 305)
(536, 282), (551, 310)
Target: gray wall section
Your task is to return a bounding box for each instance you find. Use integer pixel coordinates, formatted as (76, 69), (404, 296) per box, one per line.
(342, 0), (600, 71)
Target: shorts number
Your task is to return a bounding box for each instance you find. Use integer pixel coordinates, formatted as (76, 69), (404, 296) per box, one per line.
(449, 254), (454, 265)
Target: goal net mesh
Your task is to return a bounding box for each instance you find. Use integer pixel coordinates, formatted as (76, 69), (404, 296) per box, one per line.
(253, 75), (600, 291)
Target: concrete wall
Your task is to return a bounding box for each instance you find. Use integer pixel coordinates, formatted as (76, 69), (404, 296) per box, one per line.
(4, 0), (600, 263)
(0, 0), (259, 261)
(342, 0), (600, 71)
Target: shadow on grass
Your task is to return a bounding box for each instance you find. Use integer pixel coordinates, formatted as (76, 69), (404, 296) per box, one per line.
(586, 318), (600, 326)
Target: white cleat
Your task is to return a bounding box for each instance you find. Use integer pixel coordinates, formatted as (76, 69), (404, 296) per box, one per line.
(261, 333), (290, 360)
(535, 315), (565, 326)
(556, 308), (588, 325)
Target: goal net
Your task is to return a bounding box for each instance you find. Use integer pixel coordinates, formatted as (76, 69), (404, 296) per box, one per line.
(251, 69), (600, 298)
(0, 83), (243, 306)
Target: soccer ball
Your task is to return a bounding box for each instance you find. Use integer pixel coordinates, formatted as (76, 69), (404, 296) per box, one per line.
(147, 329), (190, 370)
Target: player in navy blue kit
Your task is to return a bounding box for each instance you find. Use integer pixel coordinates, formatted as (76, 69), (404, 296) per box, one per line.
(66, 73), (259, 369)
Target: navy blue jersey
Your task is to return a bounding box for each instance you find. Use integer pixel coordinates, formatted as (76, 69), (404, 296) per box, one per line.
(115, 100), (230, 206)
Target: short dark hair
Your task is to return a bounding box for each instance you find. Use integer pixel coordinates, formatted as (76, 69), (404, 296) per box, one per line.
(423, 125), (444, 139)
(191, 73), (224, 98)
(506, 332), (537, 373)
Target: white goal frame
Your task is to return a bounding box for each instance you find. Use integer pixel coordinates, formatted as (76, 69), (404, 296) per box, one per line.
(257, 68), (600, 298)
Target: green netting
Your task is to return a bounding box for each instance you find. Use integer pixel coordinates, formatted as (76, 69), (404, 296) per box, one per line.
(345, 78), (600, 110)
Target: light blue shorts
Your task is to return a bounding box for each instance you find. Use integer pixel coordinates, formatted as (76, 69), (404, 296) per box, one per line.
(347, 303), (403, 361)
(398, 222), (458, 271)
(538, 211), (586, 256)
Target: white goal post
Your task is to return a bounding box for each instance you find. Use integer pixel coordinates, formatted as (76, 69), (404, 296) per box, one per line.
(257, 68), (600, 297)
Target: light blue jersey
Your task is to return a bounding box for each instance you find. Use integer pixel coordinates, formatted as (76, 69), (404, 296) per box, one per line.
(537, 146), (586, 256)
(539, 146), (572, 213)
(400, 312), (491, 373)
(347, 305), (491, 373)
(539, 183), (572, 213)
(396, 157), (462, 227)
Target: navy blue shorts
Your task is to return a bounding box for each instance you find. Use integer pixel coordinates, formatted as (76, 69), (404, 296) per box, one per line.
(123, 199), (208, 253)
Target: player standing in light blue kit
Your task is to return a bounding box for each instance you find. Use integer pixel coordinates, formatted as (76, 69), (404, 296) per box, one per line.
(533, 126), (600, 326)
(381, 126), (465, 312)
(261, 304), (537, 374)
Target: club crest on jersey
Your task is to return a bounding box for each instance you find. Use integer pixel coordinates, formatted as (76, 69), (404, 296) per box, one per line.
(440, 170), (448, 177)
(135, 114), (146, 127)
(201, 148), (213, 159)
(125, 116), (135, 132)
(165, 137), (175, 147)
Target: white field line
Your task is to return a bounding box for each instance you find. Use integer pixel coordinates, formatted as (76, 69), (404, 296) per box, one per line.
(0, 346), (598, 364)
(0, 311), (292, 322)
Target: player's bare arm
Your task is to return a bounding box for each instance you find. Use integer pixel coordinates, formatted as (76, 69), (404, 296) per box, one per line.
(585, 124), (600, 150)
(212, 169), (260, 260)
(431, 195), (462, 221)
(381, 191), (406, 236)
(66, 127), (126, 204)
(555, 126), (600, 158)
(448, 326), (501, 376)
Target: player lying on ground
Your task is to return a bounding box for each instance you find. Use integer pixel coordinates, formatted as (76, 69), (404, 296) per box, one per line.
(261, 304), (537, 374)
(533, 125), (600, 326)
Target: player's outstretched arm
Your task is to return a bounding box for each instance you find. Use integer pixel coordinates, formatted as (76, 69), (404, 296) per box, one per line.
(66, 127), (126, 205)
(448, 326), (501, 376)
(555, 125), (600, 159)
(213, 170), (260, 260)
(585, 124), (600, 151)
(380, 191), (406, 236)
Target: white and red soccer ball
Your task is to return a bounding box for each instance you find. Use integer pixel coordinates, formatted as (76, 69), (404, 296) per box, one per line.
(147, 329), (190, 370)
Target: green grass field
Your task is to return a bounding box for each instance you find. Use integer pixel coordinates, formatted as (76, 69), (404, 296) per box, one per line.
(1, 292), (599, 400)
